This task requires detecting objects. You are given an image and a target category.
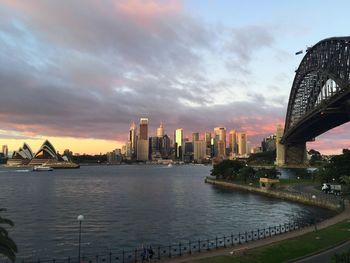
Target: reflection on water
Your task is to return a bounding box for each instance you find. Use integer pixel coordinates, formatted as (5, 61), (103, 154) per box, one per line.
(0, 165), (334, 259)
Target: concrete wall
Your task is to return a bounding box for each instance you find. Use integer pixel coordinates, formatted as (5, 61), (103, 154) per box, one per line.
(205, 178), (343, 211)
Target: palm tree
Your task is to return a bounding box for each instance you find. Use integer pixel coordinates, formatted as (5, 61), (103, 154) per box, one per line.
(0, 208), (17, 262)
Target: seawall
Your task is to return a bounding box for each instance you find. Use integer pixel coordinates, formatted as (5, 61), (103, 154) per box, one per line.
(205, 177), (343, 211)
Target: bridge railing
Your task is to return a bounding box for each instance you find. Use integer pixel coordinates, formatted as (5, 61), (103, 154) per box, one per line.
(5, 219), (317, 263)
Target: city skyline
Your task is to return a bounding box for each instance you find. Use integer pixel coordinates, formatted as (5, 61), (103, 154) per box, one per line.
(0, 0), (349, 155)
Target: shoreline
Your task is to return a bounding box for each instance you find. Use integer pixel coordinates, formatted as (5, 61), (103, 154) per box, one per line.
(205, 177), (343, 211)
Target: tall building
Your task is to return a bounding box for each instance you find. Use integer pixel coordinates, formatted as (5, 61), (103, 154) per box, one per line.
(156, 122), (164, 138)
(149, 136), (161, 160)
(2, 145), (8, 157)
(217, 140), (226, 157)
(193, 140), (206, 162)
(183, 141), (193, 163)
(261, 135), (276, 152)
(237, 132), (248, 156)
(174, 128), (183, 160)
(204, 132), (211, 156)
(139, 118), (148, 140)
(276, 124), (285, 166)
(214, 127), (226, 157)
(204, 132), (211, 146)
(160, 134), (171, 159)
(192, 132), (199, 143)
(137, 118), (149, 161)
(128, 122), (137, 159)
(214, 127), (226, 142)
(228, 130), (237, 155)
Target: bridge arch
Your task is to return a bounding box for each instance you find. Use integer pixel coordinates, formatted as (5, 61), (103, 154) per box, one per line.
(278, 37), (350, 166)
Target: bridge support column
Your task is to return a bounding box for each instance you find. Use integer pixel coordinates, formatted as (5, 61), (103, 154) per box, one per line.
(284, 142), (307, 166)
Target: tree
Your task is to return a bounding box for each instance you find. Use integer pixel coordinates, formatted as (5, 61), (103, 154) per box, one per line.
(0, 209), (17, 262)
(238, 166), (255, 183)
(211, 160), (245, 180)
(255, 167), (280, 179)
(316, 150), (350, 183)
(308, 149), (324, 166)
(247, 150), (276, 165)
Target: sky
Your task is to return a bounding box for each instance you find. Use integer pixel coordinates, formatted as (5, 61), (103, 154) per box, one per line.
(0, 0), (349, 155)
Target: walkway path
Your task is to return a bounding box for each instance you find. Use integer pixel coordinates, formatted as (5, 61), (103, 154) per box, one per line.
(158, 201), (350, 263)
(294, 240), (350, 263)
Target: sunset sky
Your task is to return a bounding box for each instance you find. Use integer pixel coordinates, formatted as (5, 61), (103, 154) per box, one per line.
(0, 0), (349, 155)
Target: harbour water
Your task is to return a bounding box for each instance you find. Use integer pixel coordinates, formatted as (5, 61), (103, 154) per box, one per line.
(0, 165), (335, 260)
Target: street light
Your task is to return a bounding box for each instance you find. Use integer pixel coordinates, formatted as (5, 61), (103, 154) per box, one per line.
(311, 196), (317, 232)
(77, 215), (84, 263)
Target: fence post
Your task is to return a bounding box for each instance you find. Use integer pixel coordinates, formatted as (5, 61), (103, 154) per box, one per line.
(179, 242), (182, 256)
(245, 232), (247, 242)
(231, 234), (233, 246)
(109, 251), (112, 263)
(169, 245), (171, 258)
(215, 236), (218, 249)
(134, 249), (137, 263)
(95, 255), (98, 263)
(207, 239), (209, 251)
(198, 240), (200, 253)
(68, 257), (70, 263)
(158, 246), (160, 260)
(122, 250), (125, 263)
(189, 241), (191, 254)
(224, 235), (226, 247)
(238, 233), (241, 244)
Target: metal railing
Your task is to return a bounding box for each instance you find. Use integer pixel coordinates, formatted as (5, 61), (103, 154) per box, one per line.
(4, 219), (317, 263)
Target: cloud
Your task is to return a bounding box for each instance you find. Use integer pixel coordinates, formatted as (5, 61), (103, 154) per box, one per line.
(0, 0), (347, 154)
(224, 25), (275, 74)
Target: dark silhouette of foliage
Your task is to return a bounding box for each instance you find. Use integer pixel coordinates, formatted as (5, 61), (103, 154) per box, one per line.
(238, 166), (256, 183)
(0, 208), (17, 262)
(211, 160), (245, 180)
(308, 149), (325, 166)
(255, 167), (280, 179)
(247, 150), (276, 165)
(316, 149), (350, 183)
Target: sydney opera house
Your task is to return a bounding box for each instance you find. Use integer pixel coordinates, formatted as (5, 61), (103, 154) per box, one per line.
(7, 140), (79, 168)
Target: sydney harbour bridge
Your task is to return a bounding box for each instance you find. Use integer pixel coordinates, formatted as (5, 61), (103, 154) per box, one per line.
(277, 37), (350, 166)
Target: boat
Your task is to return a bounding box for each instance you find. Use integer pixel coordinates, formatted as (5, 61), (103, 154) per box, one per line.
(33, 165), (53, 171)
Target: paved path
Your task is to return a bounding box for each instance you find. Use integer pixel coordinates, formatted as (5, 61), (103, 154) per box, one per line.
(294, 240), (350, 263)
(157, 201), (350, 263)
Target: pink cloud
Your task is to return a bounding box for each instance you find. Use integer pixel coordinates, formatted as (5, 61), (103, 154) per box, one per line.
(115, 0), (182, 31)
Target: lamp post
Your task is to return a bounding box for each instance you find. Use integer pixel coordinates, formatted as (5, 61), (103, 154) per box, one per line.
(77, 215), (84, 263)
(311, 195), (317, 232)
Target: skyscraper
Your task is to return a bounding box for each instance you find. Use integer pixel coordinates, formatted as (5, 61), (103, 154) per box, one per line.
(128, 122), (137, 159)
(193, 140), (206, 162)
(214, 127), (226, 157)
(174, 128), (183, 160)
(192, 132), (199, 143)
(204, 132), (211, 156)
(139, 118), (148, 140)
(237, 132), (248, 156)
(228, 130), (237, 155)
(137, 118), (149, 161)
(156, 122), (164, 138)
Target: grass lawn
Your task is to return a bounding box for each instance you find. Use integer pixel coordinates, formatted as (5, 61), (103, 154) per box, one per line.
(185, 220), (350, 263)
